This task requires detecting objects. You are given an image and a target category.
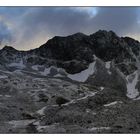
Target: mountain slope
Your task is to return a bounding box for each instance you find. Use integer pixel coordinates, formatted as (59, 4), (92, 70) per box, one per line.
(0, 30), (140, 98)
(1, 30), (140, 133)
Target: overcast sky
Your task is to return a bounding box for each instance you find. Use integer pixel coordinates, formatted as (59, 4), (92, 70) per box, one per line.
(0, 7), (140, 50)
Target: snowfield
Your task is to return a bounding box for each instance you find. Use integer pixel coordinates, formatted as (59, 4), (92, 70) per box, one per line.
(68, 61), (96, 82)
(126, 71), (139, 99)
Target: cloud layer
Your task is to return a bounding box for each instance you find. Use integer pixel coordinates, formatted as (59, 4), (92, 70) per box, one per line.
(0, 7), (140, 50)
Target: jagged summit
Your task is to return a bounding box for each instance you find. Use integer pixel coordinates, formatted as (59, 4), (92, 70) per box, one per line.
(0, 30), (140, 69)
(67, 32), (87, 39)
(1, 30), (140, 52)
(53, 32), (86, 38)
(91, 30), (118, 37)
(0, 30), (140, 74)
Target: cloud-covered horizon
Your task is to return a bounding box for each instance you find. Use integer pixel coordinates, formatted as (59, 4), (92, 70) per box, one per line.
(0, 7), (140, 50)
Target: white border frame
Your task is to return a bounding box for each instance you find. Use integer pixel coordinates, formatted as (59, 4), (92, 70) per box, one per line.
(0, 0), (139, 139)
(0, 0), (140, 6)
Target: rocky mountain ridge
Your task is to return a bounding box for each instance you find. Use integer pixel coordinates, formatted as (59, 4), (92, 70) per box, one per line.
(0, 30), (140, 133)
(0, 30), (140, 99)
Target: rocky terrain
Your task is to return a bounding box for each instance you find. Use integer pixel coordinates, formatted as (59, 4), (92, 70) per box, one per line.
(0, 30), (140, 133)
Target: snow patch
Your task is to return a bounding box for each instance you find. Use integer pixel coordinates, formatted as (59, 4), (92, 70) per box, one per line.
(54, 74), (64, 77)
(40, 67), (51, 76)
(89, 127), (110, 131)
(76, 92), (97, 101)
(5, 95), (11, 98)
(0, 75), (8, 79)
(100, 87), (104, 91)
(40, 66), (67, 77)
(32, 65), (40, 71)
(126, 49), (140, 99)
(13, 70), (23, 74)
(62, 91), (98, 107)
(0, 95), (11, 98)
(9, 60), (25, 69)
(104, 101), (122, 107)
(105, 61), (112, 75)
(8, 119), (35, 128)
(33, 121), (40, 126)
(126, 71), (139, 99)
(93, 54), (98, 60)
(62, 100), (76, 106)
(134, 96), (140, 100)
(37, 125), (49, 131)
(68, 61), (96, 82)
(36, 123), (59, 132)
(36, 106), (46, 115)
(92, 112), (97, 115)
(86, 109), (91, 113)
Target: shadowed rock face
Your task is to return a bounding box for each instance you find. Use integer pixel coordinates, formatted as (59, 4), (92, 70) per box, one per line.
(86, 59), (127, 93)
(37, 33), (94, 63)
(37, 30), (136, 63)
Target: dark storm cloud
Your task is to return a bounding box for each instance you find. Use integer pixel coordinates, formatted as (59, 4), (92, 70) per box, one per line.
(92, 7), (139, 35)
(20, 8), (91, 38)
(13, 7), (93, 49)
(19, 7), (140, 42)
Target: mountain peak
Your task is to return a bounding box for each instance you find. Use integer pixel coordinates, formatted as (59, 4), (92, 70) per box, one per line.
(1, 46), (17, 51)
(91, 30), (118, 38)
(69, 32), (86, 37)
(51, 32), (87, 41)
